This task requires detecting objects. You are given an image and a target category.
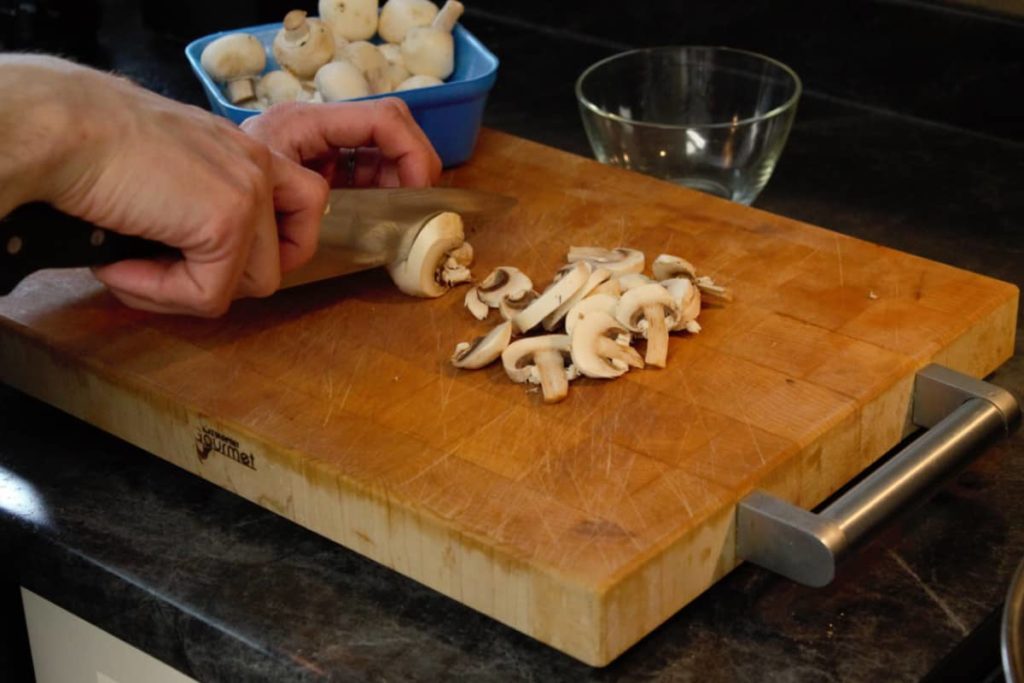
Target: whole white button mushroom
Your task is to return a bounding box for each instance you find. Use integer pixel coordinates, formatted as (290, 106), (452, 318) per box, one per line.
(255, 70), (308, 107)
(378, 43), (412, 91)
(379, 0), (439, 44)
(401, 0), (463, 80)
(396, 74), (444, 91)
(200, 33), (267, 106)
(315, 61), (372, 102)
(273, 10), (335, 80)
(319, 0), (379, 43)
(338, 41), (390, 94)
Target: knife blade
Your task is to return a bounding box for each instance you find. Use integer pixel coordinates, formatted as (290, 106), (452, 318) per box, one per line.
(0, 188), (515, 295)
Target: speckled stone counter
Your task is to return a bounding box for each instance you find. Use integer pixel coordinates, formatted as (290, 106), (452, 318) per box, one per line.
(1, 1), (1023, 680)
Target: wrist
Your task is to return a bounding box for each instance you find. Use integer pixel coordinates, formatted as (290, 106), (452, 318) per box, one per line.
(0, 56), (104, 217)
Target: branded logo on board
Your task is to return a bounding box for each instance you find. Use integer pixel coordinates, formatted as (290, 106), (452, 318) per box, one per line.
(194, 426), (257, 471)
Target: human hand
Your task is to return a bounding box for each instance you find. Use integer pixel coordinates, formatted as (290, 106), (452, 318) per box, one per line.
(0, 56), (328, 317)
(240, 99), (442, 189)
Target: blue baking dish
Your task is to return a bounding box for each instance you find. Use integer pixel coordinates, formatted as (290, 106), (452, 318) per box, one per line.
(185, 22), (498, 167)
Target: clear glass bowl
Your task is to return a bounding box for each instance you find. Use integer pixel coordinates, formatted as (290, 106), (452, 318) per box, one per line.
(576, 46), (802, 205)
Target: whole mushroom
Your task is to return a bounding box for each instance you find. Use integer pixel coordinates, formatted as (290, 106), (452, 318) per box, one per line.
(401, 0), (464, 80)
(320, 0), (379, 43)
(200, 33), (267, 106)
(339, 41), (390, 94)
(396, 74), (444, 91)
(315, 61), (371, 101)
(273, 10), (335, 80)
(378, 43), (412, 91)
(379, 0), (439, 44)
(255, 70), (307, 107)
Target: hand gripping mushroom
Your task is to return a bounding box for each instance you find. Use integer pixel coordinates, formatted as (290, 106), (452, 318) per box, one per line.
(512, 261), (592, 334)
(501, 335), (576, 404)
(662, 278), (702, 333)
(200, 33), (267, 106)
(401, 0), (463, 80)
(319, 0), (379, 43)
(451, 321), (512, 369)
(615, 283), (678, 368)
(379, 0), (439, 44)
(652, 253), (732, 304)
(273, 10), (335, 80)
(567, 246), (645, 276)
(387, 212), (472, 297)
(570, 311), (644, 379)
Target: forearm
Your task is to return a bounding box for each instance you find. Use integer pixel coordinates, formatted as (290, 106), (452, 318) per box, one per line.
(0, 55), (91, 217)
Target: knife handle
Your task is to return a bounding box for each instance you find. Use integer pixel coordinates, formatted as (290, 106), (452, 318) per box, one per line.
(0, 203), (177, 295)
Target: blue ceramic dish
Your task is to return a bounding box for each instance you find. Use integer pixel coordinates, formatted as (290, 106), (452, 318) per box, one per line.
(185, 22), (499, 167)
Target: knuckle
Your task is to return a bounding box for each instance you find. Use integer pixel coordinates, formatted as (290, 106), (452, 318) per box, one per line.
(375, 97), (411, 121)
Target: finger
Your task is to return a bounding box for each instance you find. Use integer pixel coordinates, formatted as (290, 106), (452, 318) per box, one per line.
(93, 257), (237, 317)
(233, 199), (282, 300)
(271, 153), (330, 273)
(352, 147), (383, 187)
(247, 100), (442, 187)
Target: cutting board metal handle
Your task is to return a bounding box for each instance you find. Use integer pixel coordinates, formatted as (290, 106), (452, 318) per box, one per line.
(737, 364), (1020, 587)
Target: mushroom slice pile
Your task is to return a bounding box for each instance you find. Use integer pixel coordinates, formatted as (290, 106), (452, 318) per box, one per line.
(501, 335), (575, 403)
(616, 272), (654, 292)
(564, 293), (618, 336)
(452, 321), (513, 369)
(571, 311), (644, 379)
(615, 283), (678, 368)
(512, 261), (591, 333)
(567, 247), (645, 275)
(387, 212), (472, 297)
(541, 268), (611, 331)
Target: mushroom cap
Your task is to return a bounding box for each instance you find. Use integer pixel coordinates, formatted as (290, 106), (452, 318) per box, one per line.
(379, 0), (440, 44)
(512, 261), (592, 333)
(570, 311), (640, 379)
(255, 69), (306, 105)
(501, 335), (572, 384)
(652, 254), (697, 281)
(615, 283), (677, 334)
(401, 26), (455, 79)
(200, 33), (267, 82)
(476, 267), (533, 307)
(273, 16), (335, 80)
(541, 267), (611, 331)
(662, 277), (701, 329)
(386, 211), (465, 297)
(319, 0), (380, 42)
(339, 41), (390, 93)
(567, 246), (645, 275)
(315, 60), (371, 102)
(452, 321), (513, 369)
(565, 293), (619, 336)
(396, 74), (443, 91)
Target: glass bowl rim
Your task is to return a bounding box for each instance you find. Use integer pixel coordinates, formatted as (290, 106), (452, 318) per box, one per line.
(575, 45), (803, 131)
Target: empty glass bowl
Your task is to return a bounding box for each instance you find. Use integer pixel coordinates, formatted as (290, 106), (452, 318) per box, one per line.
(576, 46), (801, 205)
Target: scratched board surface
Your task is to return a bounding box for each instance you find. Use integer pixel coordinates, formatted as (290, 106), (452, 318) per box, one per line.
(0, 130), (1016, 666)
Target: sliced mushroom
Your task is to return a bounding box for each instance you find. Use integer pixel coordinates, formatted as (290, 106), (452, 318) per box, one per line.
(564, 293), (618, 336)
(499, 289), (539, 322)
(694, 275), (733, 305)
(512, 261), (591, 334)
(386, 212), (466, 297)
(451, 321), (512, 369)
(464, 287), (489, 321)
(567, 246), (645, 275)
(501, 334), (574, 403)
(571, 311), (644, 379)
(441, 240), (473, 286)
(615, 272), (654, 292)
(663, 277), (702, 333)
(651, 254), (697, 281)
(588, 277), (622, 298)
(541, 267), (611, 331)
(615, 283), (677, 368)
(476, 267), (532, 307)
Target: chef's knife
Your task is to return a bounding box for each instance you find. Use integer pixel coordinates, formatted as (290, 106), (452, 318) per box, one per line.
(0, 188), (515, 295)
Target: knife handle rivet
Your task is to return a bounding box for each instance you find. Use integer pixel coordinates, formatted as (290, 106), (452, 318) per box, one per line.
(6, 236), (22, 255)
(90, 229), (106, 247)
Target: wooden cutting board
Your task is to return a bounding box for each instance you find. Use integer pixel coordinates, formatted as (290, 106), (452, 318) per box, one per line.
(0, 130), (1016, 666)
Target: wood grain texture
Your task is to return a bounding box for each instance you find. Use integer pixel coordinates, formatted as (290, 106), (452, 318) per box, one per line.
(0, 130), (1017, 666)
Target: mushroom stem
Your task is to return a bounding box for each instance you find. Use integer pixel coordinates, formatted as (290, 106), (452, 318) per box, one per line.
(596, 337), (644, 369)
(433, 0), (465, 32)
(284, 10), (311, 40)
(534, 349), (569, 403)
(642, 303), (669, 368)
(226, 79), (256, 104)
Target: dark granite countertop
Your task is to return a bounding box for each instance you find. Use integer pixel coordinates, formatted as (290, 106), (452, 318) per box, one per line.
(2, 1), (1023, 680)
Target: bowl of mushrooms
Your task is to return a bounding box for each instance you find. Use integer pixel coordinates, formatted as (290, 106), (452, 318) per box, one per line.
(185, 0), (498, 167)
